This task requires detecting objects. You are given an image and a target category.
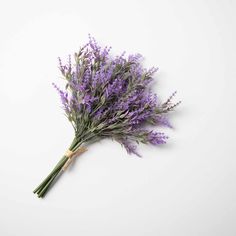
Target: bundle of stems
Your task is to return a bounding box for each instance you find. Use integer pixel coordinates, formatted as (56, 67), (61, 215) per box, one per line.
(33, 138), (80, 198)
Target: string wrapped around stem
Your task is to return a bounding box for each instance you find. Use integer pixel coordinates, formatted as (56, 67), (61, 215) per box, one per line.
(62, 147), (87, 171)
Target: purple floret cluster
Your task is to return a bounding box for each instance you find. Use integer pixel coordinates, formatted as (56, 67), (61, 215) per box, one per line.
(54, 36), (180, 156)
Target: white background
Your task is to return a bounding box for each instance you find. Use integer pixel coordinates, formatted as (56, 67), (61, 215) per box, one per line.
(0, 0), (235, 235)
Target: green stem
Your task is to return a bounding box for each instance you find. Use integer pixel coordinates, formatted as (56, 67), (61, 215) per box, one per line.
(33, 137), (81, 198)
(38, 169), (61, 198)
(33, 156), (67, 194)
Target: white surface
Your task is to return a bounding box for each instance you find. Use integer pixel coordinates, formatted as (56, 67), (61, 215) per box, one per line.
(0, 0), (235, 235)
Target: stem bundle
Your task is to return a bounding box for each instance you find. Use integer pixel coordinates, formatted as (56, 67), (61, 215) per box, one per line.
(33, 138), (80, 198)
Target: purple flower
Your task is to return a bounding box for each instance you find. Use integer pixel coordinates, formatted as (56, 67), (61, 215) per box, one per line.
(147, 131), (168, 145)
(52, 83), (69, 113)
(154, 115), (172, 128)
(119, 139), (141, 157)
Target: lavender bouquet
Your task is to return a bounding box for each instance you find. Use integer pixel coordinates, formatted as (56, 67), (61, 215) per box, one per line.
(33, 36), (180, 198)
